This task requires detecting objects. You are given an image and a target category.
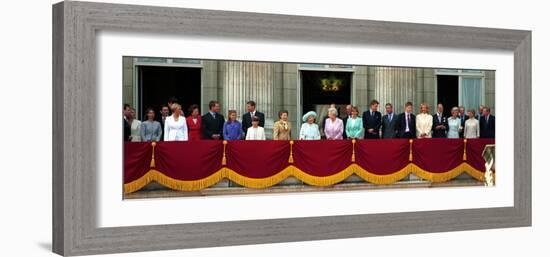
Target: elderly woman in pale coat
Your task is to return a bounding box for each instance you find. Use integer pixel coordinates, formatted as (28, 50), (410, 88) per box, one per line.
(299, 111), (321, 140)
(324, 107), (344, 140)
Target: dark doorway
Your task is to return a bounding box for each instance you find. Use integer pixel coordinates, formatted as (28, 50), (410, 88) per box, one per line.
(138, 66), (201, 118)
(301, 70), (352, 118)
(436, 75), (459, 117)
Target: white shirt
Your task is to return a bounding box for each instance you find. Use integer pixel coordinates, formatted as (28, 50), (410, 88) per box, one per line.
(164, 115), (188, 141)
(245, 126), (266, 140)
(405, 112), (411, 132)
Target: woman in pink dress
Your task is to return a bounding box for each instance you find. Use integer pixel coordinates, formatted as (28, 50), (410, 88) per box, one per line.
(324, 107), (344, 140)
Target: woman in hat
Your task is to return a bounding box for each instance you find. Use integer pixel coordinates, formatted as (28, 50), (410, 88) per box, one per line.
(299, 111), (321, 140)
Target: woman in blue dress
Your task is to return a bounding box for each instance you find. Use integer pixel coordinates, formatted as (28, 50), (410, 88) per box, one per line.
(299, 111), (321, 140)
(223, 110), (243, 140)
(447, 107), (462, 139)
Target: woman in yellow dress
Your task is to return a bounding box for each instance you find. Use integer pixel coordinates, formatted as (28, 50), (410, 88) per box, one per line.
(273, 110), (292, 140)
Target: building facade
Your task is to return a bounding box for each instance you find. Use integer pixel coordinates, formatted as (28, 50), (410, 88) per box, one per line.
(123, 57), (495, 139)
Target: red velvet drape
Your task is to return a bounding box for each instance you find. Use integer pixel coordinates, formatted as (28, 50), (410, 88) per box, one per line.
(292, 140), (352, 176)
(124, 138), (494, 191)
(225, 140), (290, 178)
(355, 139), (410, 174)
(154, 141), (223, 180)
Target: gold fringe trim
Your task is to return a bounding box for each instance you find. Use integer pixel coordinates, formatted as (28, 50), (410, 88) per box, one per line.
(461, 163), (486, 182)
(351, 139), (356, 162)
(221, 140), (227, 166)
(124, 163), (489, 193)
(288, 140), (294, 163)
(353, 164), (410, 185)
(463, 139), (467, 161)
(150, 142), (157, 168)
(410, 163), (465, 182)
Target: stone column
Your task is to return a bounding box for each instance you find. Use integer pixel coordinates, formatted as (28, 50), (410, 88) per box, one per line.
(122, 56), (134, 108)
(201, 60), (218, 113)
(370, 67), (418, 115)
(354, 66), (369, 113)
(282, 63), (299, 139)
(422, 68), (436, 111)
(218, 61), (275, 121)
(484, 70), (495, 115)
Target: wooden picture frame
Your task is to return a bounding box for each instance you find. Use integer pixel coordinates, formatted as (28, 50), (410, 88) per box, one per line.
(52, 1), (531, 256)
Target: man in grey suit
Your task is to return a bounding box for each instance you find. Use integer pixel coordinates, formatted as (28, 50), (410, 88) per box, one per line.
(381, 103), (398, 139)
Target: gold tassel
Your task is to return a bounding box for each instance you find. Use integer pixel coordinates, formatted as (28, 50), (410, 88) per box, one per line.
(221, 140), (227, 166)
(288, 140), (294, 163)
(149, 142), (157, 168)
(351, 139), (356, 162)
(409, 139), (413, 161)
(463, 139), (467, 161)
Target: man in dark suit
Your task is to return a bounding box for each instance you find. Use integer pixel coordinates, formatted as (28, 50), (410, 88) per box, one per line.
(123, 104), (131, 141)
(241, 100), (265, 136)
(458, 106), (466, 138)
(396, 102), (416, 139)
(201, 100), (225, 140)
(479, 107), (495, 138)
(381, 103), (398, 139)
(475, 105), (485, 120)
(432, 103), (448, 138)
(157, 105), (170, 141)
(341, 104), (352, 139)
(362, 100), (382, 139)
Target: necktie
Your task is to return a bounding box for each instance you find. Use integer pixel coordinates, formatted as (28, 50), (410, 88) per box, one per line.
(405, 114), (410, 132)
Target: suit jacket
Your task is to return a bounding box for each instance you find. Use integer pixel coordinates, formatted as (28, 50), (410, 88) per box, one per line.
(123, 118), (131, 141)
(458, 114), (466, 138)
(381, 113), (398, 139)
(362, 110), (382, 139)
(201, 112), (225, 140)
(432, 113), (448, 138)
(342, 115), (350, 139)
(157, 115), (169, 141)
(479, 114), (495, 138)
(241, 111), (265, 135)
(395, 112), (416, 139)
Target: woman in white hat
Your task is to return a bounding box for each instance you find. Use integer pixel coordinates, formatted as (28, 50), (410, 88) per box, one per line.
(299, 111), (321, 140)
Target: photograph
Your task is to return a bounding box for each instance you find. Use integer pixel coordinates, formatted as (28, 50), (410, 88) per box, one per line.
(122, 57), (496, 199)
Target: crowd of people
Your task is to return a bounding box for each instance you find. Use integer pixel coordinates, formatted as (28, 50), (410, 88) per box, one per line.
(123, 97), (495, 142)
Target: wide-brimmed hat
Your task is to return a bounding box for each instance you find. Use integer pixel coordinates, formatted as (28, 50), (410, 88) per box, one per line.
(302, 111), (317, 122)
